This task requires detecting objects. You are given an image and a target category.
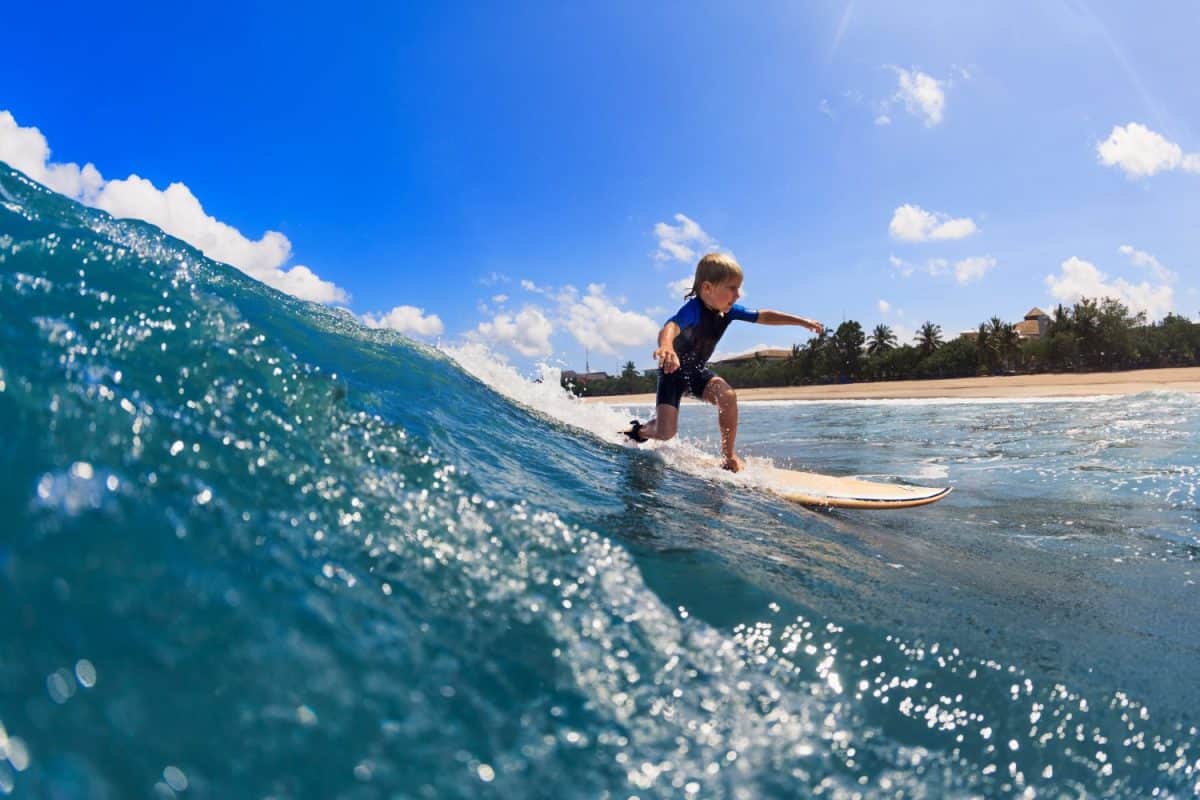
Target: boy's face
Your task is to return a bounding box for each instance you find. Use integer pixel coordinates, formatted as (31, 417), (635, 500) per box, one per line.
(701, 277), (742, 313)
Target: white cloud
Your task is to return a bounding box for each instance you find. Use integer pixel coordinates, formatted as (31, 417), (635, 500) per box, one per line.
(889, 254), (914, 277)
(270, 265), (349, 305)
(554, 285), (581, 305)
(925, 258), (950, 277)
(472, 282), (660, 360)
(874, 301), (909, 333)
(818, 98), (835, 120)
(521, 281), (583, 309)
(654, 213), (716, 264)
(1119, 244), (1176, 283)
(474, 307), (555, 358)
(893, 68), (946, 127)
(92, 175), (293, 277)
(668, 275), (694, 297)
(874, 114), (892, 126)
(0, 110), (348, 305)
(954, 256), (996, 285)
(562, 284), (660, 355)
(519, 279), (582, 307)
(0, 110), (104, 199)
(491, 293), (509, 304)
(1097, 123), (1200, 178)
(361, 305), (445, 338)
(889, 204), (978, 242)
(891, 253), (993, 285)
(1045, 256), (1174, 320)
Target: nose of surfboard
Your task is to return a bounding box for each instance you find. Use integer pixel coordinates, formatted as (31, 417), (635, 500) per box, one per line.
(763, 466), (952, 509)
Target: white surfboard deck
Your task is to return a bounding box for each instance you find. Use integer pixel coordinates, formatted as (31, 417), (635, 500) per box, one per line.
(681, 451), (952, 509)
(760, 464), (951, 509)
(629, 437), (951, 509)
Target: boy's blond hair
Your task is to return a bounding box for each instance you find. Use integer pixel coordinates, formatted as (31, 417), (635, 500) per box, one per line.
(684, 252), (743, 299)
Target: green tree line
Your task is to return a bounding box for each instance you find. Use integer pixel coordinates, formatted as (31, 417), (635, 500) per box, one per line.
(565, 297), (1200, 397)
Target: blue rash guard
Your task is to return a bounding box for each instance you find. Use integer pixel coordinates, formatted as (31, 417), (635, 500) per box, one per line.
(656, 298), (759, 408)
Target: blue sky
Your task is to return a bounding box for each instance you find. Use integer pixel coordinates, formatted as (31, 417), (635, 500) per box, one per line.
(3, 1), (1198, 373)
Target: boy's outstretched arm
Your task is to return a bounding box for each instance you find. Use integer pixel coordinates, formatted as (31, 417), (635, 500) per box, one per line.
(653, 322), (681, 373)
(756, 310), (823, 334)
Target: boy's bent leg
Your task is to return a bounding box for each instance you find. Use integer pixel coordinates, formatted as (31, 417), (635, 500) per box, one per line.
(626, 369), (682, 443)
(702, 378), (742, 471)
(637, 404), (678, 441)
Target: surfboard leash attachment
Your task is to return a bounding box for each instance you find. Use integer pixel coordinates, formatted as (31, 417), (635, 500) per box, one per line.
(622, 420), (650, 443)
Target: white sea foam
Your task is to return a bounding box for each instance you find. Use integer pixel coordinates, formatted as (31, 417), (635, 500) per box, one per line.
(442, 343), (792, 494)
(888, 460), (950, 482)
(442, 343), (638, 444)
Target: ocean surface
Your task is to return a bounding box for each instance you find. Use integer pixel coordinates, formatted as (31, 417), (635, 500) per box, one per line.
(1, 161), (1198, 799)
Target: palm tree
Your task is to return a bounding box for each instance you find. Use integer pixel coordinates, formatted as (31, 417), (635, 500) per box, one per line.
(867, 324), (898, 355)
(1072, 298), (1101, 367)
(984, 316), (1019, 372)
(975, 321), (993, 371)
(996, 322), (1021, 371)
(915, 321), (943, 356)
(1049, 304), (1072, 337)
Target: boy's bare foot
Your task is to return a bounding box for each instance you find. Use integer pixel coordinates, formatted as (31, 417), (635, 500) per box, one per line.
(623, 420), (649, 443)
(721, 454), (745, 473)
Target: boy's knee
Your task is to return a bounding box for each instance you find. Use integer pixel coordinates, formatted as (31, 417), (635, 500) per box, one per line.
(713, 381), (737, 405)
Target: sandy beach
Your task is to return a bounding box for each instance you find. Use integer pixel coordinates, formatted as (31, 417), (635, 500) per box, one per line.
(585, 366), (1200, 404)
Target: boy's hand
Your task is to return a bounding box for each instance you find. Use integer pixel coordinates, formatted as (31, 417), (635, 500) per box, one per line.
(654, 346), (680, 373)
(805, 319), (824, 335)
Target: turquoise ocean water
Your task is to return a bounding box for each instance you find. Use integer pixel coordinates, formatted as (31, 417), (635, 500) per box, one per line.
(1, 162), (1198, 798)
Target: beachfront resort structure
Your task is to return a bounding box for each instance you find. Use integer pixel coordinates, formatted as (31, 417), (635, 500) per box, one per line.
(561, 369), (611, 384)
(960, 307), (1051, 342)
(1015, 307), (1051, 339)
(711, 347), (793, 366)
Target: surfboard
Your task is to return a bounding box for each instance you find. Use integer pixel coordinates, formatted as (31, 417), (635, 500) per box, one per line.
(760, 465), (951, 509)
(622, 430), (950, 509)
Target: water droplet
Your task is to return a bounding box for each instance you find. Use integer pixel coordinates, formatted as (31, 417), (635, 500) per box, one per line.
(163, 766), (187, 791)
(75, 659), (97, 688)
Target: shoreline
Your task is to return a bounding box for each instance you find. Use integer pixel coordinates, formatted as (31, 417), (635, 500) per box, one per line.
(583, 366), (1200, 404)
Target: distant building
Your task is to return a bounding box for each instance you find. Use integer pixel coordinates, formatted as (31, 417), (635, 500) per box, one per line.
(561, 370), (610, 384)
(711, 347), (792, 366)
(957, 308), (1050, 342)
(1015, 307), (1050, 340)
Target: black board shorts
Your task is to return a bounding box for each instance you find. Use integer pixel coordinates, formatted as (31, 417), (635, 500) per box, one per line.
(655, 365), (715, 408)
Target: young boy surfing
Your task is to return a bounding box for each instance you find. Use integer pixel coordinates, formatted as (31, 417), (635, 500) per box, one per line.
(624, 253), (823, 472)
